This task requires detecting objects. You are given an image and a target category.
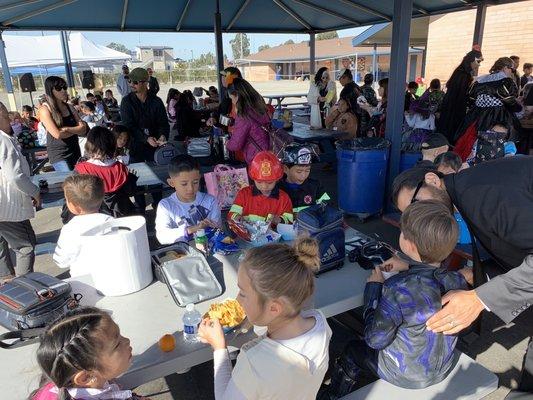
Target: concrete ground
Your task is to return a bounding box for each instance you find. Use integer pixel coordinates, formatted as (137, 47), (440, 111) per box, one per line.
(27, 160), (531, 400)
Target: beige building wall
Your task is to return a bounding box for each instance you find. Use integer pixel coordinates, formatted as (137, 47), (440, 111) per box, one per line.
(425, 1), (533, 83)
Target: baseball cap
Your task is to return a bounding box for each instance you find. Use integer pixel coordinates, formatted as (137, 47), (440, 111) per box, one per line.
(421, 133), (450, 150)
(128, 68), (149, 82)
(281, 144), (319, 165)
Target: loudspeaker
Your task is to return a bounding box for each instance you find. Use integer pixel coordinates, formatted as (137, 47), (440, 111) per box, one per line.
(20, 73), (36, 93)
(82, 70), (95, 89)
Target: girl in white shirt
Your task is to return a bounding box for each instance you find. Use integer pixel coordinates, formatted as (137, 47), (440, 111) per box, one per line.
(199, 238), (332, 400)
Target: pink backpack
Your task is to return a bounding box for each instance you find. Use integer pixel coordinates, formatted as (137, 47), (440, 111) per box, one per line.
(204, 164), (249, 210)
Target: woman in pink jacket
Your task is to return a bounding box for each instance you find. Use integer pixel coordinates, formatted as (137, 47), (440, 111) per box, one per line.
(226, 78), (270, 164)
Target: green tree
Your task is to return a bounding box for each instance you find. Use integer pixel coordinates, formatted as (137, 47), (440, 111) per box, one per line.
(258, 44), (271, 52)
(284, 39), (295, 45)
(316, 31), (338, 41)
(106, 42), (130, 54)
(230, 33), (250, 60)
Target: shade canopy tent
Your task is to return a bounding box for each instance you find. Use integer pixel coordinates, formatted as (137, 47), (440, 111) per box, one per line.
(0, 0), (520, 33)
(1, 32), (130, 68)
(352, 17), (430, 47)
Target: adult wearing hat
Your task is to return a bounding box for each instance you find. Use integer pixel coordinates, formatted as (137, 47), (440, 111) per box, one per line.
(116, 64), (132, 98)
(120, 67), (169, 163)
(421, 133), (450, 163)
(390, 156), (533, 398)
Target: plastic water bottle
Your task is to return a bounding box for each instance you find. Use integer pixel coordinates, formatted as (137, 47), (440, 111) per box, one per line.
(183, 303), (202, 342)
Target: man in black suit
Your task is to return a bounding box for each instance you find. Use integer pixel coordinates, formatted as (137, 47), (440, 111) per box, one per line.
(147, 67), (160, 96)
(391, 157), (533, 397)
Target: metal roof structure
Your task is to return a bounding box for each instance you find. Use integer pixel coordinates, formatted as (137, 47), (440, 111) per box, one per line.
(0, 0), (523, 34)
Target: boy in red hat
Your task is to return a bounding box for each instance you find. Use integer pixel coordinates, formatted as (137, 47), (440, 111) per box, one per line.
(228, 151), (293, 227)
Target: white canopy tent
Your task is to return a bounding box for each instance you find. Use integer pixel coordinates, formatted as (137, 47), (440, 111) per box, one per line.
(1, 32), (130, 69)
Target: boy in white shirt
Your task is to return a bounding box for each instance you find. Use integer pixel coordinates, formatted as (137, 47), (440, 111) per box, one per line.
(155, 155), (221, 245)
(53, 175), (113, 277)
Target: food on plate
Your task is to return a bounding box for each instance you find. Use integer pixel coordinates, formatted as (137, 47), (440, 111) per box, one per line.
(205, 299), (246, 328)
(158, 333), (176, 352)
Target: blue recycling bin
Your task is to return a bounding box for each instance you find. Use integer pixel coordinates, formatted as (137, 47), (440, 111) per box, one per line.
(336, 138), (390, 216)
(400, 151), (422, 172)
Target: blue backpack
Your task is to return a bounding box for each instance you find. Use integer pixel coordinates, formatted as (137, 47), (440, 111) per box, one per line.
(296, 204), (345, 274)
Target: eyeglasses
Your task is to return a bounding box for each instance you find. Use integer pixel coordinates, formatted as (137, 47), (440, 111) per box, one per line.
(410, 179), (425, 204)
(54, 84), (68, 91)
(128, 80), (146, 85)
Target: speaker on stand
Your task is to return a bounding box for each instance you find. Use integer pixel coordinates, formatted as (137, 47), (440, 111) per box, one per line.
(82, 70), (95, 90)
(20, 73), (36, 110)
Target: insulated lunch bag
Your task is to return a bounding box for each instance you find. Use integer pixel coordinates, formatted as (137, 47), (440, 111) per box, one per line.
(296, 204), (345, 274)
(0, 272), (81, 348)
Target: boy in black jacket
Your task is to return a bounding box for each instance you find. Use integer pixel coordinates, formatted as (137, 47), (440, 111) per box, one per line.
(279, 144), (329, 213)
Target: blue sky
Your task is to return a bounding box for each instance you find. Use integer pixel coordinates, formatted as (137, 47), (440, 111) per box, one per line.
(5, 27), (366, 60)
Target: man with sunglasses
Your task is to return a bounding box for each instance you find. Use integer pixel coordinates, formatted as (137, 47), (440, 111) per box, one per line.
(119, 67), (169, 163)
(391, 157), (533, 397)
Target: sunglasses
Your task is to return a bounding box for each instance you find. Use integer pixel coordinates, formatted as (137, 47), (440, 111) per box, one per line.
(128, 80), (146, 85)
(410, 179), (425, 204)
(54, 84), (68, 91)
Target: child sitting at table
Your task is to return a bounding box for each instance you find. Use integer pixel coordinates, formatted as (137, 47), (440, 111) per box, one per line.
(31, 307), (146, 400)
(198, 238), (332, 399)
(434, 151), (463, 175)
(228, 151), (293, 227)
(113, 124), (131, 165)
(324, 98), (358, 140)
(155, 154), (221, 245)
(74, 126), (136, 219)
(279, 144), (329, 214)
(54, 175), (114, 277)
(327, 200), (468, 397)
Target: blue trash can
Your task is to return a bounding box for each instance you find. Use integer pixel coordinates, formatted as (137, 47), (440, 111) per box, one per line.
(336, 138), (390, 217)
(400, 151), (421, 172)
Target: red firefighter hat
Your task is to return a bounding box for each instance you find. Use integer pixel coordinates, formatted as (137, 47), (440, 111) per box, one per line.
(249, 151), (284, 182)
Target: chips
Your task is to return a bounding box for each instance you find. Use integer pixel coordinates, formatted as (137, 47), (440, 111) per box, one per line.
(205, 299), (246, 328)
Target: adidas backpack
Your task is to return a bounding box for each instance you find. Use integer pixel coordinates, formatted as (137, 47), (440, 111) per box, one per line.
(296, 204), (345, 274)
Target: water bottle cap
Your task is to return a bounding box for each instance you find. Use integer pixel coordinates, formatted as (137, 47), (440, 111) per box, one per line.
(186, 303), (195, 312)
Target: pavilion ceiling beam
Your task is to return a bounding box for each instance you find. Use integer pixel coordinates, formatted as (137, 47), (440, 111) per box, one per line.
(227, 0), (251, 31)
(412, 3), (429, 14)
(289, 0), (361, 26)
(176, 0), (193, 31)
(2, 0), (78, 26)
(120, 0), (129, 31)
(335, 0), (391, 21)
(273, 0), (312, 30)
(0, 0), (45, 13)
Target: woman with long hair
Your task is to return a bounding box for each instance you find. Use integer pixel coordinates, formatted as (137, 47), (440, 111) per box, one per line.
(39, 76), (87, 171)
(307, 67), (337, 129)
(454, 57), (522, 161)
(437, 47), (483, 142)
(226, 78), (270, 164)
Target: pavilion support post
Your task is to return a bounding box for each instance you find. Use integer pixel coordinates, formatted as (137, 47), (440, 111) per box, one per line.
(60, 31), (76, 96)
(0, 31), (16, 111)
(372, 43), (378, 82)
(473, 2), (487, 48)
(384, 0), (413, 201)
(309, 32), (316, 76)
(214, 0), (225, 96)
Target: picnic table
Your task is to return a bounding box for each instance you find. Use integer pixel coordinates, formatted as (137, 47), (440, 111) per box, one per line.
(31, 162), (169, 209)
(263, 93), (308, 110)
(1, 227), (372, 399)
(289, 122), (344, 163)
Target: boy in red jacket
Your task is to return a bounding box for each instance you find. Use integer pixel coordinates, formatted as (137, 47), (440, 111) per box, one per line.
(228, 151), (293, 228)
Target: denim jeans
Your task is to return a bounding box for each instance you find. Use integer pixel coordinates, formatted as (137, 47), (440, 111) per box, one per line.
(52, 160), (72, 172)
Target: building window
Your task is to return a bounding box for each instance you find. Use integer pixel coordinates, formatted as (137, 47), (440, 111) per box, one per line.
(153, 50), (163, 57)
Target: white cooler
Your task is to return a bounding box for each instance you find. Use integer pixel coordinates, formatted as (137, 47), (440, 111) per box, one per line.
(79, 216), (153, 296)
